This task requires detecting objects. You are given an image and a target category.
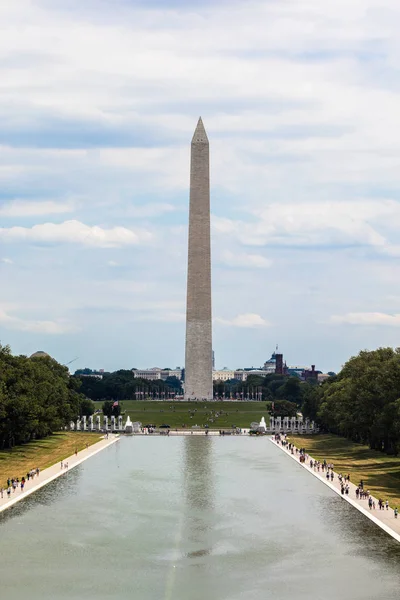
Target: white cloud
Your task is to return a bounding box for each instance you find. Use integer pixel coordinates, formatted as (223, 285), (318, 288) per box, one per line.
(1, 257), (13, 264)
(212, 199), (400, 250)
(0, 220), (152, 247)
(215, 313), (270, 328)
(0, 199), (75, 217)
(0, 307), (78, 334)
(220, 250), (272, 269)
(330, 312), (400, 326)
(2, 0), (400, 371)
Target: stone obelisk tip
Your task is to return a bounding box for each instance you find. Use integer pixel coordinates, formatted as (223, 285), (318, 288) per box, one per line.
(191, 117), (208, 144)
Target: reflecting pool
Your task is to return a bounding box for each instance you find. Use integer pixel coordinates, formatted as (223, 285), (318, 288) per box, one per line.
(1, 436), (400, 599)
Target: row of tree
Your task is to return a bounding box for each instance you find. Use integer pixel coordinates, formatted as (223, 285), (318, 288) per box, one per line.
(77, 369), (315, 403)
(77, 369), (182, 401)
(0, 344), (94, 449)
(214, 373), (310, 403)
(302, 347), (400, 455)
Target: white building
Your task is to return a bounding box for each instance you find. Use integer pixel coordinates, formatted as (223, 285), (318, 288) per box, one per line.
(132, 367), (182, 381)
(318, 373), (331, 383)
(238, 369), (273, 381)
(212, 368), (235, 381)
(234, 370), (247, 381)
(161, 369), (182, 380)
(133, 368), (162, 380)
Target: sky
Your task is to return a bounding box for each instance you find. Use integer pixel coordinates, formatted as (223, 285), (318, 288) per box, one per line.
(1, 0), (400, 374)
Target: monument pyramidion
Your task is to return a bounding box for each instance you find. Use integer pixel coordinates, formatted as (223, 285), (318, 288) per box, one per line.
(184, 118), (213, 401)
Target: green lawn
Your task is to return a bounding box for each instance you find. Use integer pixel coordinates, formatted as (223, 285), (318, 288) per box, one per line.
(98, 400), (268, 429)
(289, 433), (400, 508)
(0, 432), (103, 488)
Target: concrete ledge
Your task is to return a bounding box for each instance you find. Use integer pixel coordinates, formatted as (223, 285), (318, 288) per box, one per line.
(270, 437), (400, 544)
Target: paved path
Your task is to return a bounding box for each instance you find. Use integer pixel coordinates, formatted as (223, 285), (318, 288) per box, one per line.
(0, 434), (119, 513)
(271, 437), (400, 543)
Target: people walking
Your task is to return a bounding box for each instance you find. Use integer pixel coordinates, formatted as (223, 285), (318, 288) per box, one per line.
(276, 437), (400, 528)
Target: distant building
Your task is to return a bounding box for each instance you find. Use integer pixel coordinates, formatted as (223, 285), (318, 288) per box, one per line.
(30, 351), (51, 359)
(74, 368), (104, 379)
(233, 369), (274, 382)
(286, 366), (308, 379)
(275, 353), (283, 375)
(132, 367), (183, 381)
(133, 368), (162, 380)
(263, 351), (277, 374)
(302, 365), (319, 381)
(162, 368), (182, 380)
(234, 370), (247, 381)
(212, 368), (235, 381)
(317, 373), (331, 383)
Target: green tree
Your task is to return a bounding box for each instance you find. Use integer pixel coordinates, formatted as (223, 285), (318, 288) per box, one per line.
(79, 397), (95, 417)
(270, 400), (298, 417)
(0, 343), (81, 448)
(316, 347), (400, 454)
(102, 400), (122, 418)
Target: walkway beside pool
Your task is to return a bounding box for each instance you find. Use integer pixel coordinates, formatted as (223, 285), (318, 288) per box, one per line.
(0, 434), (119, 513)
(271, 436), (400, 543)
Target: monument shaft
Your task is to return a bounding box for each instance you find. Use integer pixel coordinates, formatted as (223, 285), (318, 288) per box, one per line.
(184, 118), (213, 400)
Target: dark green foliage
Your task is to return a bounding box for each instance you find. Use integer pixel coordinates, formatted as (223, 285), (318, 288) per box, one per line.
(79, 397), (95, 417)
(268, 400), (298, 417)
(0, 343), (83, 449)
(77, 369), (182, 401)
(213, 372), (311, 407)
(302, 347), (400, 455)
(102, 400), (122, 418)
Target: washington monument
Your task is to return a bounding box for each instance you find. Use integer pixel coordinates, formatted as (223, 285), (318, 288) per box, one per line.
(184, 118), (213, 400)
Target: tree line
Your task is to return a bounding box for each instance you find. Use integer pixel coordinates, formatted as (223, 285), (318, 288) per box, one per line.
(215, 372), (317, 406)
(78, 369), (317, 408)
(76, 369), (183, 401)
(302, 347), (400, 455)
(0, 344), (94, 449)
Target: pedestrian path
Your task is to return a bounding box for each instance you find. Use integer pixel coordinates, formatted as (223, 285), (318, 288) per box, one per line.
(271, 436), (400, 543)
(0, 434), (119, 513)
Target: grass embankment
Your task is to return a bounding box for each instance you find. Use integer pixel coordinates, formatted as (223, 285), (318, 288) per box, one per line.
(288, 434), (400, 507)
(104, 400), (268, 429)
(0, 432), (102, 487)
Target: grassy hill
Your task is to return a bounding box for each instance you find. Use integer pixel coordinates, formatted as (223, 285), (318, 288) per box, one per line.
(100, 400), (268, 429)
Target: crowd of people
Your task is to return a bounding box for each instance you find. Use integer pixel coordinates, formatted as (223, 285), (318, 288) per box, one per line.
(274, 433), (399, 520)
(0, 468), (40, 500)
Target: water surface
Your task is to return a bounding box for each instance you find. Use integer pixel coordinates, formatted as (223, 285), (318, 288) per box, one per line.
(1, 437), (400, 599)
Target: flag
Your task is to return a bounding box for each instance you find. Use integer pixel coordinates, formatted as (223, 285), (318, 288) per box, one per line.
(112, 401), (119, 408)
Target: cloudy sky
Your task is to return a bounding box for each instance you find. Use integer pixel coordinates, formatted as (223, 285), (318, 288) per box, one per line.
(1, 0), (400, 373)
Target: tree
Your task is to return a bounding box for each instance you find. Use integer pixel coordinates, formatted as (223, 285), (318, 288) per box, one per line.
(79, 397), (95, 417)
(102, 400), (122, 418)
(165, 376), (182, 393)
(0, 343), (81, 448)
(315, 347), (400, 454)
(270, 400), (298, 417)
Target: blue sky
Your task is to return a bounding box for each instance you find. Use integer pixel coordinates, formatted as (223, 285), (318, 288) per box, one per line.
(1, 0), (400, 373)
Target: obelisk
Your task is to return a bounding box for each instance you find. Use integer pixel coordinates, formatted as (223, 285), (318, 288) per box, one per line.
(184, 118), (213, 400)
